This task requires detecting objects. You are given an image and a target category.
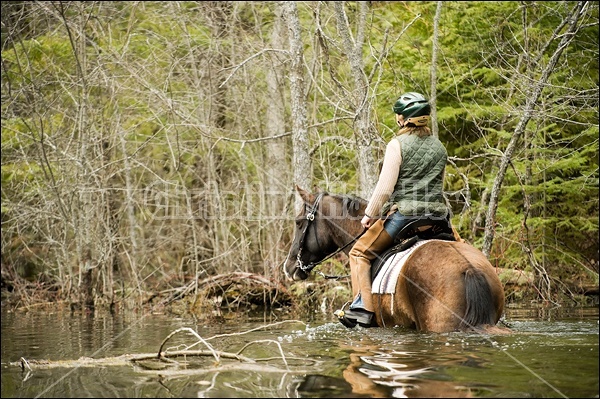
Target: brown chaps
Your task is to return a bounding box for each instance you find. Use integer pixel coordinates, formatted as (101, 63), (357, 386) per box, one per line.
(348, 219), (393, 312)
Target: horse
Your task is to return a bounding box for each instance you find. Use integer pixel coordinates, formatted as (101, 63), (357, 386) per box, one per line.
(282, 186), (507, 333)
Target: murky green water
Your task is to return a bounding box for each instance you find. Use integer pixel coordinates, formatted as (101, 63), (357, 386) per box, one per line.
(1, 305), (598, 398)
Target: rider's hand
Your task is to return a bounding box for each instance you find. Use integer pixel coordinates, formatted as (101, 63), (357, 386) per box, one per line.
(361, 215), (374, 230)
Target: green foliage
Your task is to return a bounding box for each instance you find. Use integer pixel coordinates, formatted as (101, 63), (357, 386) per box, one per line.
(1, 1), (597, 305)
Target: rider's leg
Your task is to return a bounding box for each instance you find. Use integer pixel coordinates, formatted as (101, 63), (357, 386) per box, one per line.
(382, 211), (411, 239)
(349, 219), (393, 311)
(336, 218), (393, 328)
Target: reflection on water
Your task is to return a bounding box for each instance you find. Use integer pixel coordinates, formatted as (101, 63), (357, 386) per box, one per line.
(347, 351), (462, 398)
(1, 306), (598, 398)
(307, 331), (494, 398)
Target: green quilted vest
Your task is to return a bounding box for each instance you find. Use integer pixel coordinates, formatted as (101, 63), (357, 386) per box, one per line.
(381, 134), (449, 217)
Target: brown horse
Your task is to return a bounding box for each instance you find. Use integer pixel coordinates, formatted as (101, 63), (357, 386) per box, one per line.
(283, 186), (506, 333)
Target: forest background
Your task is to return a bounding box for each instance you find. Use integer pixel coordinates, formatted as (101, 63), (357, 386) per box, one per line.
(1, 1), (598, 317)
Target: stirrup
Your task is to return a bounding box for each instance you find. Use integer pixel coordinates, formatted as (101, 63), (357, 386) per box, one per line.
(334, 308), (358, 328)
(334, 305), (375, 329)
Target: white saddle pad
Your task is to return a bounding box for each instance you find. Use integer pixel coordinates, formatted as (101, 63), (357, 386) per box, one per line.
(372, 239), (443, 294)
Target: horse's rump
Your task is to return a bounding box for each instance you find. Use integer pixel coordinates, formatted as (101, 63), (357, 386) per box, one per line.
(376, 240), (504, 332)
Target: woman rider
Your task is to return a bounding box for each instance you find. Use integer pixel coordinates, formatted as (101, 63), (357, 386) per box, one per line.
(335, 92), (455, 328)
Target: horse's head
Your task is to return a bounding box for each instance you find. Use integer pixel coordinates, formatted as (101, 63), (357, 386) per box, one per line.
(282, 186), (365, 281)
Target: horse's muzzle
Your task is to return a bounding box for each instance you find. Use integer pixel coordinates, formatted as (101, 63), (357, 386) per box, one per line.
(282, 258), (309, 281)
(291, 268), (309, 281)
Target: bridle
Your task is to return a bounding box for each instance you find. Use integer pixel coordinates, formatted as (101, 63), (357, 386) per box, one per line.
(295, 193), (364, 278)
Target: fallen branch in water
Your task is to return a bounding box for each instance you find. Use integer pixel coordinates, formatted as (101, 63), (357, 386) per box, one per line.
(11, 350), (254, 370)
(158, 327), (222, 363)
(9, 320), (311, 373)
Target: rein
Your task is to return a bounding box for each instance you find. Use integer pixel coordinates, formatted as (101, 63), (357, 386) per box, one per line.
(296, 193), (364, 279)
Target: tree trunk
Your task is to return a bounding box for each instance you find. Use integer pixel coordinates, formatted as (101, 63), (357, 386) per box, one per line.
(282, 1), (311, 213)
(430, 1), (442, 138)
(264, 3), (289, 276)
(333, 1), (378, 199)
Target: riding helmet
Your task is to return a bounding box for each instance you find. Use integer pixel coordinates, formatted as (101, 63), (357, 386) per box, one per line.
(392, 92), (431, 118)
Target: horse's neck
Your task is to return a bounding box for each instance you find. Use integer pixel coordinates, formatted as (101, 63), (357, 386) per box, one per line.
(328, 194), (367, 253)
(343, 220), (365, 255)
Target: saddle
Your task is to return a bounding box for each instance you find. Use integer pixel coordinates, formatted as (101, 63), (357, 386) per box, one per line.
(370, 215), (456, 281)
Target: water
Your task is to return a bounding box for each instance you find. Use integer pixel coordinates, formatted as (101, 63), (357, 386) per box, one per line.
(1, 306), (598, 398)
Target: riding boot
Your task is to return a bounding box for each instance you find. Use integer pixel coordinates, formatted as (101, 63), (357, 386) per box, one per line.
(349, 253), (375, 312)
(335, 219), (393, 328)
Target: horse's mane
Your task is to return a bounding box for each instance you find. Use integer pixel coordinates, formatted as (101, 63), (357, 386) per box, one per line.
(323, 191), (367, 219)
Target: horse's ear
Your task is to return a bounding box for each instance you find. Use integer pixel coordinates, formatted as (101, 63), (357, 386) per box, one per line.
(314, 185), (324, 194)
(295, 185), (314, 203)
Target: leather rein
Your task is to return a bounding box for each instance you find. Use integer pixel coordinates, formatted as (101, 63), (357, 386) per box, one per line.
(295, 193), (364, 279)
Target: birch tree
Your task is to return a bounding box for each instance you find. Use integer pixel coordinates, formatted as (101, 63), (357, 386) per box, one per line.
(282, 1), (311, 213)
(332, 1), (378, 198)
(429, 1), (442, 138)
(264, 2), (289, 275)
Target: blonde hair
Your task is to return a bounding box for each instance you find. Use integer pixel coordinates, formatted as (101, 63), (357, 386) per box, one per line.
(398, 125), (432, 137)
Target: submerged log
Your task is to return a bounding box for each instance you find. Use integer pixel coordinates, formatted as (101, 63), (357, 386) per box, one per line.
(11, 350), (254, 370)
(9, 321), (311, 374)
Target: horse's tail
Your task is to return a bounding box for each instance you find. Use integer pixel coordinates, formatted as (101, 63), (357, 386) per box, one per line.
(460, 268), (497, 330)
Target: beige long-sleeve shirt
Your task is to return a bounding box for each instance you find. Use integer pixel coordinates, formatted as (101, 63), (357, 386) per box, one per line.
(364, 139), (402, 218)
